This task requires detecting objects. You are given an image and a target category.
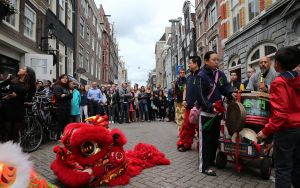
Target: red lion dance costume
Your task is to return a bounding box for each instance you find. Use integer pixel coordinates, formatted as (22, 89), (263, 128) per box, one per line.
(51, 115), (170, 187)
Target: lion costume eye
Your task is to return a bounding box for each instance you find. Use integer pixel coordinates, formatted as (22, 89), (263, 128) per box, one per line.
(80, 141), (101, 157)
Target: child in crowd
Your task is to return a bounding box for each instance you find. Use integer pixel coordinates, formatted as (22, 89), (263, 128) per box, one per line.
(257, 46), (300, 188)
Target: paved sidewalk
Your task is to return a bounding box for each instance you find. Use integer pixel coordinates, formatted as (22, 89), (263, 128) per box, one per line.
(31, 121), (275, 188)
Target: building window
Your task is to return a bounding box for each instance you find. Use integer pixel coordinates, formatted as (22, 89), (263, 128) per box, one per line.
(91, 35), (95, 50)
(59, 42), (65, 75)
(248, 0), (259, 21)
(80, 17), (84, 38)
(232, 0), (240, 33)
(67, 48), (73, 75)
(49, 0), (56, 14)
(208, 1), (217, 28)
(95, 63), (98, 79)
(24, 5), (36, 41)
(85, 2), (89, 17)
(3, 0), (20, 31)
(86, 52), (89, 72)
(59, 0), (65, 24)
(208, 37), (218, 52)
(98, 63), (101, 79)
(86, 27), (90, 44)
(88, 6), (92, 18)
(67, 0), (72, 32)
(93, 15), (96, 26)
(247, 43), (277, 71)
(295, 20), (300, 36)
(96, 42), (98, 56)
(91, 57), (94, 75)
(79, 45), (84, 67)
(228, 56), (242, 82)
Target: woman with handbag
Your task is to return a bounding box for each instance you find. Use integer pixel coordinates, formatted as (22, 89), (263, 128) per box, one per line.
(197, 51), (233, 176)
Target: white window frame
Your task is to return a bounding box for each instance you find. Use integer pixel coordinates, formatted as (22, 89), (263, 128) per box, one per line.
(3, 0), (20, 31)
(67, 48), (73, 75)
(208, 37), (218, 52)
(96, 42), (98, 56)
(91, 35), (95, 50)
(208, 1), (217, 28)
(93, 15), (96, 26)
(49, 0), (56, 14)
(91, 56), (94, 75)
(247, 0), (259, 22)
(67, 0), (72, 32)
(247, 43), (277, 71)
(98, 63), (101, 79)
(231, 0), (240, 33)
(59, 42), (66, 75)
(84, 1), (88, 17)
(59, 0), (66, 25)
(24, 4), (36, 41)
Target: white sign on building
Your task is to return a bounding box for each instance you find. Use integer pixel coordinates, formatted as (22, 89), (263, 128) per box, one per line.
(25, 53), (53, 81)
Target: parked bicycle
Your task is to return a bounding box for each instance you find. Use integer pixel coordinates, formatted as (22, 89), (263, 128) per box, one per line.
(20, 93), (56, 152)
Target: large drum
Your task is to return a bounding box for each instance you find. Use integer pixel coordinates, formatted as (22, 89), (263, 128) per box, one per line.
(241, 91), (270, 126)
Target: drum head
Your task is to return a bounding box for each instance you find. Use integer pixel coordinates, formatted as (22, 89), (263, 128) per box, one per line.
(226, 101), (246, 133)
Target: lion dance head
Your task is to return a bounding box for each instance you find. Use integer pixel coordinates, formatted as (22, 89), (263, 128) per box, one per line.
(51, 115), (170, 187)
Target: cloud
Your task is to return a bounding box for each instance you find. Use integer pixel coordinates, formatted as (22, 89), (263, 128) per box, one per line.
(94, 0), (186, 86)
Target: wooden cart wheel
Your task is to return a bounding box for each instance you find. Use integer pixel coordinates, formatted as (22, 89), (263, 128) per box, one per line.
(260, 158), (272, 180)
(216, 152), (227, 169)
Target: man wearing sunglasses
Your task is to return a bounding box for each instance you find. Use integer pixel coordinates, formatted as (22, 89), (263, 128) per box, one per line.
(246, 56), (277, 93)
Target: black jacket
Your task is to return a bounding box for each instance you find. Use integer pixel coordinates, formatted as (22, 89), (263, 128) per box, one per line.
(53, 84), (72, 108)
(185, 69), (200, 108)
(197, 66), (232, 113)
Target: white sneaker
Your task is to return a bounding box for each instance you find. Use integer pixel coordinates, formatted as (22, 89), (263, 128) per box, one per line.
(112, 121), (114, 124)
(109, 121), (112, 124)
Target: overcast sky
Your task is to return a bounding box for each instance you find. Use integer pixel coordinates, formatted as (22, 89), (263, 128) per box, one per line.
(94, 0), (188, 86)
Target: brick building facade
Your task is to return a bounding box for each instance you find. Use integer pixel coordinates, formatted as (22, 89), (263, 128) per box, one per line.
(221, 0), (300, 82)
(0, 0), (48, 77)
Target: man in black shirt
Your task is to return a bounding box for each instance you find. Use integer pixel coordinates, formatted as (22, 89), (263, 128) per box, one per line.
(176, 56), (201, 152)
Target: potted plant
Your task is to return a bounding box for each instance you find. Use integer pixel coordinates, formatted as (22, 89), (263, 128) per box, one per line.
(0, 0), (17, 18)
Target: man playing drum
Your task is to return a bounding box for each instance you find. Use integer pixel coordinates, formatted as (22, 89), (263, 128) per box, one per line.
(246, 56), (277, 92)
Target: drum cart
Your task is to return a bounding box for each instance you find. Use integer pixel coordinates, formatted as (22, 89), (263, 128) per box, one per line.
(215, 91), (273, 180)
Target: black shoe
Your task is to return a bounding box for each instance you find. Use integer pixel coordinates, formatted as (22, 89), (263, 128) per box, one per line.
(203, 169), (216, 176)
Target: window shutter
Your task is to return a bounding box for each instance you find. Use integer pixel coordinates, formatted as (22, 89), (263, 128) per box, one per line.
(239, 7), (245, 28)
(259, 0), (265, 12)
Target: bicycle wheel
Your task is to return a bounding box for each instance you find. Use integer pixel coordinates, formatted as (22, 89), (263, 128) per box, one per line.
(20, 116), (43, 153)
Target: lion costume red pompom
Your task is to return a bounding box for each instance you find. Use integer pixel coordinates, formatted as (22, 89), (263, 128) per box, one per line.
(51, 116), (170, 187)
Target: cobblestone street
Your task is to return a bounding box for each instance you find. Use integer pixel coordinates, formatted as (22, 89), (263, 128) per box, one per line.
(31, 121), (275, 188)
